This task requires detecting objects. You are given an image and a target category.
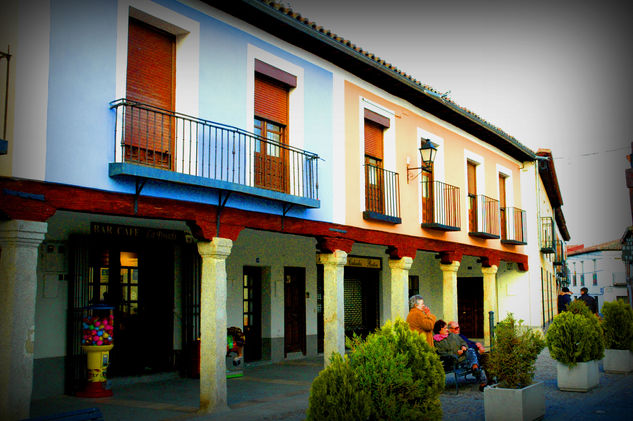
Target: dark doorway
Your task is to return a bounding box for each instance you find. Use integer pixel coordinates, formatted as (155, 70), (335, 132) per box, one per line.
(457, 277), (484, 339)
(91, 243), (174, 377)
(284, 267), (306, 356)
(344, 266), (379, 341)
(243, 266), (262, 362)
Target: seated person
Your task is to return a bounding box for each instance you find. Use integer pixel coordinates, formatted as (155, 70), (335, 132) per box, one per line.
(447, 321), (486, 360)
(433, 319), (480, 378)
(448, 321), (488, 386)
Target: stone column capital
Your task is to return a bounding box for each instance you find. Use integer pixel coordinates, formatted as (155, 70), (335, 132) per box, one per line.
(388, 256), (413, 271)
(440, 261), (461, 273)
(318, 250), (348, 266)
(0, 220), (48, 248)
(197, 237), (233, 259)
(482, 265), (499, 275)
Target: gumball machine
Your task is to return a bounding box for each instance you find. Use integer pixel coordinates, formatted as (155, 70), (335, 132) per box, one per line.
(76, 304), (115, 398)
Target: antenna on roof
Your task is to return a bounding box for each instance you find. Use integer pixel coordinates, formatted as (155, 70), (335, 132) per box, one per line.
(441, 90), (451, 99)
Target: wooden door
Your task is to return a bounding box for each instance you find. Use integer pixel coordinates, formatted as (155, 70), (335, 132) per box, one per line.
(421, 169), (434, 223)
(284, 267), (306, 355)
(499, 175), (507, 239)
(364, 119), (384, 213)
(243, 266), (262, 362)
(254, 75), (289, 192)
(457, 277), (484, 339)
(467, 161), (477, 231)
(125, 18), (175, 168)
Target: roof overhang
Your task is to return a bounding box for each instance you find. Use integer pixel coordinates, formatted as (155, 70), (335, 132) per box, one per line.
(204, 0), (536, 162)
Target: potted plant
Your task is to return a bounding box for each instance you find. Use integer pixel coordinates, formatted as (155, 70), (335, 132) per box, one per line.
(546, 300), (605, 391)
(602, 300), (633, 373)
(484, 313), (546, 421)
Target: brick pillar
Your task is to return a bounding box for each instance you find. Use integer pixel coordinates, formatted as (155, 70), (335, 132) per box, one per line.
(197, 237), (232, 414)
(0, 220), (48, 421)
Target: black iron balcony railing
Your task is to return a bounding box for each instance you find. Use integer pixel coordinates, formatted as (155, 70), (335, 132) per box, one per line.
(540, 217), (557, 253)
(500, 207), (527, 245)
(421, 180), (460, 231)
(554, 239), (566, 265)
(468, 194), (500, 239)
(363, 164), (401, 224)
(109, 99), (319, 205)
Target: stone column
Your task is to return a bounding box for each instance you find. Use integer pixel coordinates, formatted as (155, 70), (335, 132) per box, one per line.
(0, 220), (47, 421)
(440, 261), (460, 323)
(388, 257), (413, 322)
(317, 250), (347, 366)
(482, 265), (499, 348)
(197, 237), (232, 414)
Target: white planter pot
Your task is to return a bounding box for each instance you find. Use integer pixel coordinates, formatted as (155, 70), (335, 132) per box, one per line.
(484, 381), (545, 421)
(603, 349), (633, 373)
(556, 360), (599, 392)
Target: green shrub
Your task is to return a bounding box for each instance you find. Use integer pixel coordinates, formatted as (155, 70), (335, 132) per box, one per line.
(567, 299), (593, 317)
(546, 306), (605, 367)
(487, 314), (545, 388)
(306, 352), (371, 420)
(348, 320), (444, 420)
(307, 319), (444, 421)
(602, 300), (633, 351)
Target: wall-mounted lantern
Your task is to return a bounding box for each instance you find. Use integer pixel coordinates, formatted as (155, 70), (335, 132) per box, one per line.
(407, 138), (437, 183)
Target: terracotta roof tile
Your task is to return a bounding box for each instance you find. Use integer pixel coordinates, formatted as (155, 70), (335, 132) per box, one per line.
(259, 1), (530, 149)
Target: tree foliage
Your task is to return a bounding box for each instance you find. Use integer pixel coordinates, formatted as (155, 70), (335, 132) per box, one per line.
(307, 319), (444, 420)
(602, 300), (633, 351)
(487, 314), (545, 388)
(546, 302), (605, 367)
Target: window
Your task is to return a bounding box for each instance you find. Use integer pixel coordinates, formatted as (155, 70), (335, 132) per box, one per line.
(124, 18), (176, 169)
(499, 174), (507, 239)
(467, 161), (477, 232)
(592, 259), (598, 286)
(254, 62), (295, 193)
(364, 119), (384, 213)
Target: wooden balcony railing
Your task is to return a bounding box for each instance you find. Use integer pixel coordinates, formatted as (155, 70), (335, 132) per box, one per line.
(109, 99), (319, 205)
(421, 180), (460, 231)
(363, 164), (401, 224)
(468, 194), (500, 239)
(501, 207), (527, 245)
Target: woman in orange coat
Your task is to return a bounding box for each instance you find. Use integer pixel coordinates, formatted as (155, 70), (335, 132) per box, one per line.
(406, 294), (437, 348)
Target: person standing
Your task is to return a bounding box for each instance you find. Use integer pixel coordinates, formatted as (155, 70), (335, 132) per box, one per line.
(557, 287), (572, 313)
(406, 294), (436, 348)
(577, 287), (598, 315)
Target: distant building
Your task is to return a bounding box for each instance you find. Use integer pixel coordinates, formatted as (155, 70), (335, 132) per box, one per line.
(567, 240), (628, 313)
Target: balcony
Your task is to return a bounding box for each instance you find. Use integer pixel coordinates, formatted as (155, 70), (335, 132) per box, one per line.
(553, 239), (566, 266)
(420, 180), (460, 231)
(500, 207), (527, 245)
(540, 217), (557, 253)
(109, 99), (319, 208)
(468, 194), (500, 239)
(363, 164), (401, 224)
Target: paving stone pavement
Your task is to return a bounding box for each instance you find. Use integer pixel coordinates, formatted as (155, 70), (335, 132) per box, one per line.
(29, 349), (633, 420)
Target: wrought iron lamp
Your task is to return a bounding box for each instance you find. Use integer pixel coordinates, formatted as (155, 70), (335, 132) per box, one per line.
(407, 139), (437, 183)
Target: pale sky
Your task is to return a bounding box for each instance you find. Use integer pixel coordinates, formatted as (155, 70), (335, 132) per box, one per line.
(287, 0), (633, 246)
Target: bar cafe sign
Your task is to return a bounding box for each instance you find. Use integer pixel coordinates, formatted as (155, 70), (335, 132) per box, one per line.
(346, 256), (382, 269)
(91, 222), (184, 242)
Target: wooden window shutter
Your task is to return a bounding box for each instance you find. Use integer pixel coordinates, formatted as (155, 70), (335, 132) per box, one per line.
(255, 75), (288, 125)
(364, 119), (384, 159)
(467, 161), (477, 195)
(126, 18), (175, 110)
